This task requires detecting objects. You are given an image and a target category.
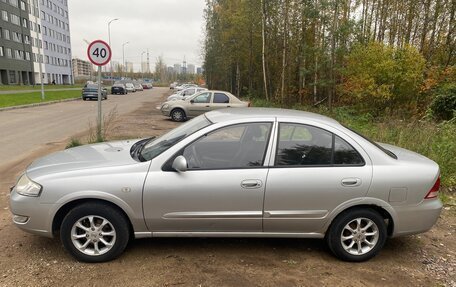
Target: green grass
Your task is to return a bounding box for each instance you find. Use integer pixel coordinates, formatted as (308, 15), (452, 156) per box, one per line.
(252, 99), (456, 188)
(0, 90), (81, 108)
(0, 84), (82, 91)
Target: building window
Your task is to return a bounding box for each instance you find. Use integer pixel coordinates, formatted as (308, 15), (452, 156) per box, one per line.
(41, 11), (45, 20)
(9, 0), (18, 7)
(20, 1), (25, 10)
(10, 14), (20, 25)
(25, 51), (30, 60)
(24, 35), (30, 44)
(22, 17), (27, 27)
(0, 46), (3, 57)
(9, 71), (16, 84)
(6, 48), (12, 58)
(4, 29), (10, 40)
(1, 10), (8, 22)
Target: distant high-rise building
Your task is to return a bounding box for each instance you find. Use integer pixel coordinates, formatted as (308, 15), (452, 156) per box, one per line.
(0, 0), (73, 85)
(173, 63), (181, 74)
(72, 58), (92, 80)
(167, 66), (174, 75)
(196, 67), (203, 74)
(187, 64), (195, 74)
(125, 62), (134, 73)
(141, 62), (148, 73)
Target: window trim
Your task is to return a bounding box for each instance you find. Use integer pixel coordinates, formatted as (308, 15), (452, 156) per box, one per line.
(162, 122), (274, 172)
(273, 122), (366, 168)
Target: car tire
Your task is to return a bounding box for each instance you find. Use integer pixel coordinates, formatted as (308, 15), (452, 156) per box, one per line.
(171, 108), (186, 122)
(326, 208), (387, 262)
(82, 97), (86, 101)
(60, 202), (130, 263)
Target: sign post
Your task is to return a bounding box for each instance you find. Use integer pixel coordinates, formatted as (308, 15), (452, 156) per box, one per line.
(87, 40), (112, 142)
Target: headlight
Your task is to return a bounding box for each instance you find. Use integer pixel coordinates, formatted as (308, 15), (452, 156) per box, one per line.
(162, 104), (169, 109)
(15, 174), (42, 197)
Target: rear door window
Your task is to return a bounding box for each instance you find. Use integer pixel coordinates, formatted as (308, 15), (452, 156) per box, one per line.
(213, 93), (230, 104)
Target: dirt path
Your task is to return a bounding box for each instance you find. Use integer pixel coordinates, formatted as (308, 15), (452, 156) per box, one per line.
(0, 91), (454, 287)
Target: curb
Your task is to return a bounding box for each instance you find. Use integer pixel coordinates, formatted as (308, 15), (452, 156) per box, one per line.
(0, 97), (81, 112)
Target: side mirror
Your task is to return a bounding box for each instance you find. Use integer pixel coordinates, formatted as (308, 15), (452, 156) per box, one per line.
(172, 155), (188, 172)
(190, 100), (195, 104)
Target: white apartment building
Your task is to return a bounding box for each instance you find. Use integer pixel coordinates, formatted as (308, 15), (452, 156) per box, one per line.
(39, 0), (72, 84)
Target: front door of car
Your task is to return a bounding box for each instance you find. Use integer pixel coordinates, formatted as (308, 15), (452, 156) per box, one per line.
(187, 92), (212, 117)
(143, 122), (273, 232)
(263, 122), (373, 233)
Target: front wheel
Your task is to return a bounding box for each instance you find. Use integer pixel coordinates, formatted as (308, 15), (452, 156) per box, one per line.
(60, 202), (130, 262)
(326, 208), (387, 262)
(171, 108), (186, 122)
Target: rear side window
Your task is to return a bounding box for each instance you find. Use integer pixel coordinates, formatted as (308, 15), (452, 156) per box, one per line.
(213, 93), (230, 104)
(275, 123), (364, 167)
(334, 136), (364, 165)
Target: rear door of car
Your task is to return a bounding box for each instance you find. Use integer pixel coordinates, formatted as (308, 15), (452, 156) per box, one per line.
(210, 92), (232, 110)
(263, 121), (373, 233)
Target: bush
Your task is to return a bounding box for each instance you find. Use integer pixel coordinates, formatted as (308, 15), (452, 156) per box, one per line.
(429, 84), (456, 121)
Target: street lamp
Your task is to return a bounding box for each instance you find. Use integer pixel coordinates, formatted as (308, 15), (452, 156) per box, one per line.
(141, 51), (146, 79)
(122, 41), (129, 79)
(107, 18), (119, 82)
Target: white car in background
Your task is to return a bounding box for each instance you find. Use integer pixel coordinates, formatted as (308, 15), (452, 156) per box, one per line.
(167, 87), (208, 101)
(125, 83), (136, 93)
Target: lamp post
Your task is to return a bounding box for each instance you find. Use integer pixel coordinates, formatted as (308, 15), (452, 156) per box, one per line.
(140, 51), (146, 80)
(122, 41), (129, 79)
(107, 18), (119, 82)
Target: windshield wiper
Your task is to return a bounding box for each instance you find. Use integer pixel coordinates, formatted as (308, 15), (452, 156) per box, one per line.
(130, 137), (155, 161)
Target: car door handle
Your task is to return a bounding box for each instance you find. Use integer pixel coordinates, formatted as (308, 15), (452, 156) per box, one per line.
(341, 178), (362, 187)
(205, 105), (210, 107)
(241, 179), (262, 189)
(227, 105), (231, 107)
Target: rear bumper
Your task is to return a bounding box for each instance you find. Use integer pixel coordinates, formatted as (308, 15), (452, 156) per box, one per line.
(391, 198), (443, 237)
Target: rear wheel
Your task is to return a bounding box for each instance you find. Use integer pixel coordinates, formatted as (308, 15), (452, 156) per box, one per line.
(326, 208), (386, 262)
(60, 202), (130, 263)
(171, 108), (186, 122)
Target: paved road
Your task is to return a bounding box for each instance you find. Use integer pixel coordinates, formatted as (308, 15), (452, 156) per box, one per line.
(0, 87), (81, 94)
(0, 88), (166, 167)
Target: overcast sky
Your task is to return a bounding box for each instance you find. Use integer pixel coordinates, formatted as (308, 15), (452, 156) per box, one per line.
(68, 0), (206, 72)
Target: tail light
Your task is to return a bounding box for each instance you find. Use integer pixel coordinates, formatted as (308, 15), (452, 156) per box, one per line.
(425, 176), (440, 199)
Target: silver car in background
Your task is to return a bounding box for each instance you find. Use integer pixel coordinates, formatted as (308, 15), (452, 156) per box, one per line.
(9, 108), (442, 263)
(161, 90), (250, 121)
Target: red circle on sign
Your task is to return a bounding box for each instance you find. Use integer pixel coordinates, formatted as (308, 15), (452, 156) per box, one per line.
(87, 39), (112, 66)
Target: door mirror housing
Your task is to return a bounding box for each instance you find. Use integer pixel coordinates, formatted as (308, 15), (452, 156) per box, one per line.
(172, 155), (188, 172)
(190, 99), (194, 104)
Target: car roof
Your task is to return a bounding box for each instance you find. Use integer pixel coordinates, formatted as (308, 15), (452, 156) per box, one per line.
(205, 107), (340, 125)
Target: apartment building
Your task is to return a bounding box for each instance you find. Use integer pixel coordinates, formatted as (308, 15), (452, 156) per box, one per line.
(0, 0), (34, 85)
(0, 0), (72, 85)
(72, 57), (92, 80)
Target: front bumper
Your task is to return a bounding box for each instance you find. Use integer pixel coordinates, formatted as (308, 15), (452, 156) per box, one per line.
(391, 198), (443, 237)
(9, 188), (54, 238)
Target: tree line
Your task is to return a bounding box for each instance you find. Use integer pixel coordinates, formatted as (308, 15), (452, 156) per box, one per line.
(203, 0), (455, 114)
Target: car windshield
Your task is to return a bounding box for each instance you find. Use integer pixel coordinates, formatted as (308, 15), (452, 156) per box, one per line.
(140, 115), (212, 161)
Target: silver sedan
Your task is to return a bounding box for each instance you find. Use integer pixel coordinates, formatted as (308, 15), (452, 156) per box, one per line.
(9, 108), (442, 262)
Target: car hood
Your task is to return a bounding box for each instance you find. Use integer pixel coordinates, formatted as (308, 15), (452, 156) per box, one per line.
(27, 140), (142, 178)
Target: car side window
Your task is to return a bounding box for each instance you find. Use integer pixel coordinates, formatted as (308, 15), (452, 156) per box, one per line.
(276, 123), (332, 166)
(193, 92), (211, 103)
(183, 123), (272, 169)
(276, 123), (365, 166)
(334, 135), (364, 165)
(213, 93), (230, 104)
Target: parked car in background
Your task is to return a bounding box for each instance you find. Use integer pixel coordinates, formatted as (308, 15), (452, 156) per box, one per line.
(175, 83), (198, 92)
(111, 83), (127, 95)
(167, 87), (208, 101)
(142, 83), (153, 89)
(160, 90), (249, 121)
(9, 108), (442, 262)
(82, 84), (108, 101)
(125, 83), (136, 93)
(134, 83), (144, 92)
(170, 82), (178, 89)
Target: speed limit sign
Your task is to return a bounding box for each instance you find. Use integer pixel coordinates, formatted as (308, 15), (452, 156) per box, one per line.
(87, 40), (112, 66)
